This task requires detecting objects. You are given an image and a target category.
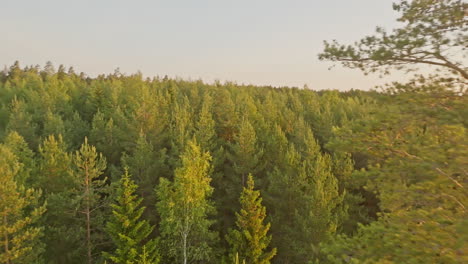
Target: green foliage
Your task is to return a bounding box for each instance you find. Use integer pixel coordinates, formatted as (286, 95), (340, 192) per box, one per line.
(3, 131), (36, 187)
(228, 119), (263, 186)
(317, 1), (468, 262)
(0, 144), (45, 264)
(227, 174), (276, 264)
(222, 118), (265, 238)
(64, 111), (90, 150)
(37, 134), (73, 193)
(0, 58), (465, 263)
(323, 99), (468, 262)
(169, 98), (194, 161)
(42, 110), (65, 139)
(74, 137), (108, 264)
(5, 97), (38, 148)
(121, 132), (168, 223)
(319, 0), (467, 86)
(156, 140), (217, 263)
(266, 128), (345, 263)
(36, 135), (82, 264)
(104, 169), (159, 264)
(194, 93), (216, 152)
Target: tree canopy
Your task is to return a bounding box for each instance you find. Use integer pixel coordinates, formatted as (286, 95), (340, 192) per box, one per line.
(0, 1), (466, 262)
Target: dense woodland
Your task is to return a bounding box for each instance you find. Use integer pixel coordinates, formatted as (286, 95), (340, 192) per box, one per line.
(1, 1), (467, 263)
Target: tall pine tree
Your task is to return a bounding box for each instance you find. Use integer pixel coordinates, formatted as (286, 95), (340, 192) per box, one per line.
(0, 144), (45, 264)
(121, 132), (169, 223)
(74, 137), (108, 264)
(226, 174), (276, 264)
(37, 135), (82, 264)
(104, 169), (159, 264)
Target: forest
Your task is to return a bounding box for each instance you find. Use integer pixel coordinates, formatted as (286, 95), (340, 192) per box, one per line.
(1, 1), (466, 263)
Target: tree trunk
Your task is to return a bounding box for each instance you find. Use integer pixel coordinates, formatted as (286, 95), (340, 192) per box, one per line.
(85, 165), (92, 264)
(183, 232), (187, 264)
(86, 203), (91, 264)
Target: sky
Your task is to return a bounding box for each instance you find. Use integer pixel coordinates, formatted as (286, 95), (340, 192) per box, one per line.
(1, 0), (405, 90)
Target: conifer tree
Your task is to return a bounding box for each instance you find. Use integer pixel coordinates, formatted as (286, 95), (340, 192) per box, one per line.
(6, 97), (38, 148)
(42, 110), (66, 139)
(213, 89), (238, 142)
(194, 93), (216, 152)
(42, 61), (55, 76)
(169, 98), (194, 164)
(86, 82), (113, 116)
(1, 60), (466, 264)
(319, 0), (467, 82)
(37, 135), (81, 263)
(57, 64), (67, 80)
(122, 132), (168, 196)
(265, 145), (307, 262)
(89, 111), (119, 165)
(74, 137), (108, 264)
(0, 145), (45, 264)
(227, 174), (276, 264)
(7, 61), (22, 80)
(64, 111), (90, 150)
(132, 85), (169, 148)
(37, 134), (73, 193)
(156, 140), (217, 264)
(224, 117), (264, 234)
(122, 132), (169, 223)
(104, 169), (159, 264)
(228, 119), (263, 186)
(266, 142), (344, 263)
(3, 131), (36, 187)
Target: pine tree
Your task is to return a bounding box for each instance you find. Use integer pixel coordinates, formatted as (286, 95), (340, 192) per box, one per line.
(227, 119), (263, 186)
(7, 61), (22, 80)
(194, 93), (216, 152)
(265, 145), (307, 262)
(6, 97), (38, 148)
(37, 135), (81, 263)
(37, 134), (73, 193)
(74, 137), (108, 264)
(121, 132), (169, 225)
(3, 131), (36, 187)
(104, 169), (159, 264)
(213, 89), (238, 142)
(132, 85), (169, 148)
(222, 118), (265, 238)
(122, 132), (168, 199)
(156, 140), (217, 264)
(89, 110), (119, 165)
(168, 98), (194, 165)
(42, 110), (66, 139)
(0, 145), (45, 264)
(306, 153), (345, 244)
(266, 142), (344, 263)
(42, 61), (55, 76)
(320, 87), (468, 263)
(227, 174), (276, 264)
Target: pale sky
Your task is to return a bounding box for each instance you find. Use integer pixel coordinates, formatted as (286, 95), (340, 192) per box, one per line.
(1, 0), (404, 90)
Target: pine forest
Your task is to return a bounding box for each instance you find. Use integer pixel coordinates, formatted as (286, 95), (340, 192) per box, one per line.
(0, 0), (466, 263)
